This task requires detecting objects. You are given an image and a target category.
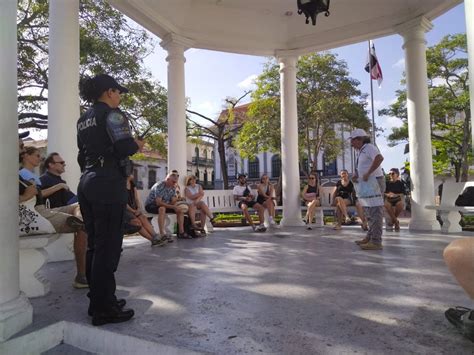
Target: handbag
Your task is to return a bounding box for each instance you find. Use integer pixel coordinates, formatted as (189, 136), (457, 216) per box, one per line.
(19, 196), (56, 236)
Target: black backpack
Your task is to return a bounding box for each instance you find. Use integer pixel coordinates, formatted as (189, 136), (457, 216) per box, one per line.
(455, 186), (474, 206)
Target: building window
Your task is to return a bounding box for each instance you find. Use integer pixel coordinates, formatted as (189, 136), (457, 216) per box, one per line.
(204, 149), (208, 160)
(248, 157), (260, 179)
(195, 169), (200, 180)
(271, 155), (281, 178)
(148, 169), (156, 189)
(204, 169), (208, 185)
(195, 146), (199, 159)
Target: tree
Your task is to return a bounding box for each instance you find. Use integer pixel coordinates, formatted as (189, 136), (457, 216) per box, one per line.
(380, 34), (471, 182)
(17, 0), (167, 138)
(236, 54), (370, 176)
(187, 92), (250, 189)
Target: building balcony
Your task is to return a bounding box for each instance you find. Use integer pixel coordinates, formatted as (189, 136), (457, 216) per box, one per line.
(191, 157), (214, 166)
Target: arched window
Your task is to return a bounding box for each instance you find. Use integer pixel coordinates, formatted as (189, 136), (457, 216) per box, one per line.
(195, 169), (200, 180)
(204, 149), (208, 160)
(148, 169), (157, 189)
(195, 146), (199, 158)
(204, 169), (208, 185)
(271, 155), (281, 178)
(248, 157), (260, 179)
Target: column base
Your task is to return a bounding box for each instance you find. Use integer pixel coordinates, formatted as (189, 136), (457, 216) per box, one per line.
(0, 293), (33, 342)
(280, 217), (305, 227)
(409, 219), (441, 232)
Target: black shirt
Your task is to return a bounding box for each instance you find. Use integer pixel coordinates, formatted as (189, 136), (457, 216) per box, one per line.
(40, 171), (76, 208)
(335, 180), (355, 200)
(385, 180), (405, 194)
(77, 102), (138, 203)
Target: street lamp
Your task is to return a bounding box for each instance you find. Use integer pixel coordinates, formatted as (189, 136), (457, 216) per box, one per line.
(297, 0), (330, 26)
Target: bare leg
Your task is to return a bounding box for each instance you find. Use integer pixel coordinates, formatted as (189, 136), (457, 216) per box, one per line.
(130, 218), (153, 241)
(138, 214), (157, 237)
(74, 230), (87, 277)
(255, 203), (265, 224)
(158, 206), (166, 236)
(198, 201), (213, 219)
(197, 205), (207, 227)
(188, 204), (197, 226)
(241, 205), (254, 227)
(176, 210), (184, 234)
(444, 238), (474, 299)
(384, 201), (397, 224)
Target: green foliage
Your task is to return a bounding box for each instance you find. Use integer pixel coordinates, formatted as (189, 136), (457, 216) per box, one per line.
(381, 34), (471, 181)
(17, 0), (167, 137)
(236, 54), (370, 171)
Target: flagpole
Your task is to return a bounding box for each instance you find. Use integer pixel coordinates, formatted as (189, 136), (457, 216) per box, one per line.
(368, 40), (376, 145)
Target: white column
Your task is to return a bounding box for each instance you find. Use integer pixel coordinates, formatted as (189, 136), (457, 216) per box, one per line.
(397, 17), (439, 231)
(161, 35), (191, 188)
(0, 0), (33, 341)
(465, 0), (474, 155)
(278, 55), (304, 227)
(48, 0), (80, 190)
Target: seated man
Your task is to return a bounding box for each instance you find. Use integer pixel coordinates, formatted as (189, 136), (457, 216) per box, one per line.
(233, 174), (266, 232)
(145, 172), (189, 239)
(444, 238), (474, 342)
(18, 138), (87, 289)
(39, 152), (87, 288)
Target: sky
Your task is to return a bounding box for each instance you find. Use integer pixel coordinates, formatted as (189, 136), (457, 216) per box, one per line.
(140, 3), (467, 173)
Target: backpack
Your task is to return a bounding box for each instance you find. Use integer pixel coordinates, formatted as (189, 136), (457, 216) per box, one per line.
(183, 215), (198, 238)
(455, 186), (474, 207)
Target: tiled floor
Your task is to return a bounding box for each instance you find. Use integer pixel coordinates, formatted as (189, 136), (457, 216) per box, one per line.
(23, 223), (474, 354)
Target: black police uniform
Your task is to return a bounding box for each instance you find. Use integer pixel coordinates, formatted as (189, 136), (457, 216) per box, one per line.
(76, 101), (138, 317)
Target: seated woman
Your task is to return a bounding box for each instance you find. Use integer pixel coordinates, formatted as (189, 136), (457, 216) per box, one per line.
(301, 173), (320, 230)
(184, 175), (214, 232)
(126, 175), (166, 246)
(332, 170), (368, 230)
(257, 174), (277, 226)
(384, 168), (406, 231)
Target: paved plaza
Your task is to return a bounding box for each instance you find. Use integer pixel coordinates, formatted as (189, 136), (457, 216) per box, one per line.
(21, 222), (474, 353)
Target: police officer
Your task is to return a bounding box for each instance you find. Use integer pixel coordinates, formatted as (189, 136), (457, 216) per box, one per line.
(77, 74), (144, 326)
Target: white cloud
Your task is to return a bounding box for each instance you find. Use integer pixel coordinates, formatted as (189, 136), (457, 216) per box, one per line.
(431, 77), (446, 86)
(393, 57), (405, 69)
(237, 74), (258, 90)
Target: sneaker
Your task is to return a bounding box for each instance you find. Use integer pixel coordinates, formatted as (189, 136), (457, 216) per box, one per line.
(345, 217), (352, 224)
(269, 218), (277, 226)
(73, 274), (89, 289)
(165, 234), (174, 243)
(151, 236), (167, 247)
(256, 224), (267, 232)
(66, 216), (84, 230)
(333, 224), (341, 230)
(307, 225), (313, 230)
(355, 237), (369, 245)
(251, 224), (257, 231)
(445, 307), (474, 342)
(359, 242), (383, 250)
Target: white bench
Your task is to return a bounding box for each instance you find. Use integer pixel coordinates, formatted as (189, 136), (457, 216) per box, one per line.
(426, 181), (474, 233)
(203, 187), (347, 227)
(19, 233), (73, 298)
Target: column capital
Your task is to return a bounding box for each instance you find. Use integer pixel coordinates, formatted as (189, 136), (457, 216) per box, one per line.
(395, 16), (433, 48)
(160, 33), (194, 52)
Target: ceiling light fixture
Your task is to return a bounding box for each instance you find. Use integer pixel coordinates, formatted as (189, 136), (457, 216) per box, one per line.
(297, 0), (330, 26)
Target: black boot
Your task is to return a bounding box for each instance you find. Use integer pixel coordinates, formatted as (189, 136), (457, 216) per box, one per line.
(91, 305), (134, 326)
(88, 298), (126, 317)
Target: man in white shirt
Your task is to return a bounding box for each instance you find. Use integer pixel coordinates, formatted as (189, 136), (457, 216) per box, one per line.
(233, 174), (266, 232)
(350, 129), (385, 250)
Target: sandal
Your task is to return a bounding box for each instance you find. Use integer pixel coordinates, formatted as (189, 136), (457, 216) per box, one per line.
(177, 232), (192, 239)
(445, 306), (474, 342)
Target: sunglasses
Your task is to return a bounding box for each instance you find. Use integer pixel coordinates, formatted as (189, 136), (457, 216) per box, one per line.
(389, 172), (396, 175)
(309, 177), (316, 180)
(54, 161), (66, 165)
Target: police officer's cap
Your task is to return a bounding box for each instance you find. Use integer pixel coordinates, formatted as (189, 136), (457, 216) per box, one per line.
(18, 131), (30, 139)
(94, 74), (129, 94)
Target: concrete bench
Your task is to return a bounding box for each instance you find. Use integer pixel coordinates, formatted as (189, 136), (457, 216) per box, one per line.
(18, 211), (75, 298)
(19, 233), (74, 298)
(426, 181), (474, 233)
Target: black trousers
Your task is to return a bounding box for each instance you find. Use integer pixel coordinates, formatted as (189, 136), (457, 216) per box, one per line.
(78, 177), (126, 313)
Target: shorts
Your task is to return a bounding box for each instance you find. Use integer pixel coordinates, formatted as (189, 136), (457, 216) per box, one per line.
(35, 203), (82, 233)
(145, 204), (177, 214)
(238, 200), (257, 209)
